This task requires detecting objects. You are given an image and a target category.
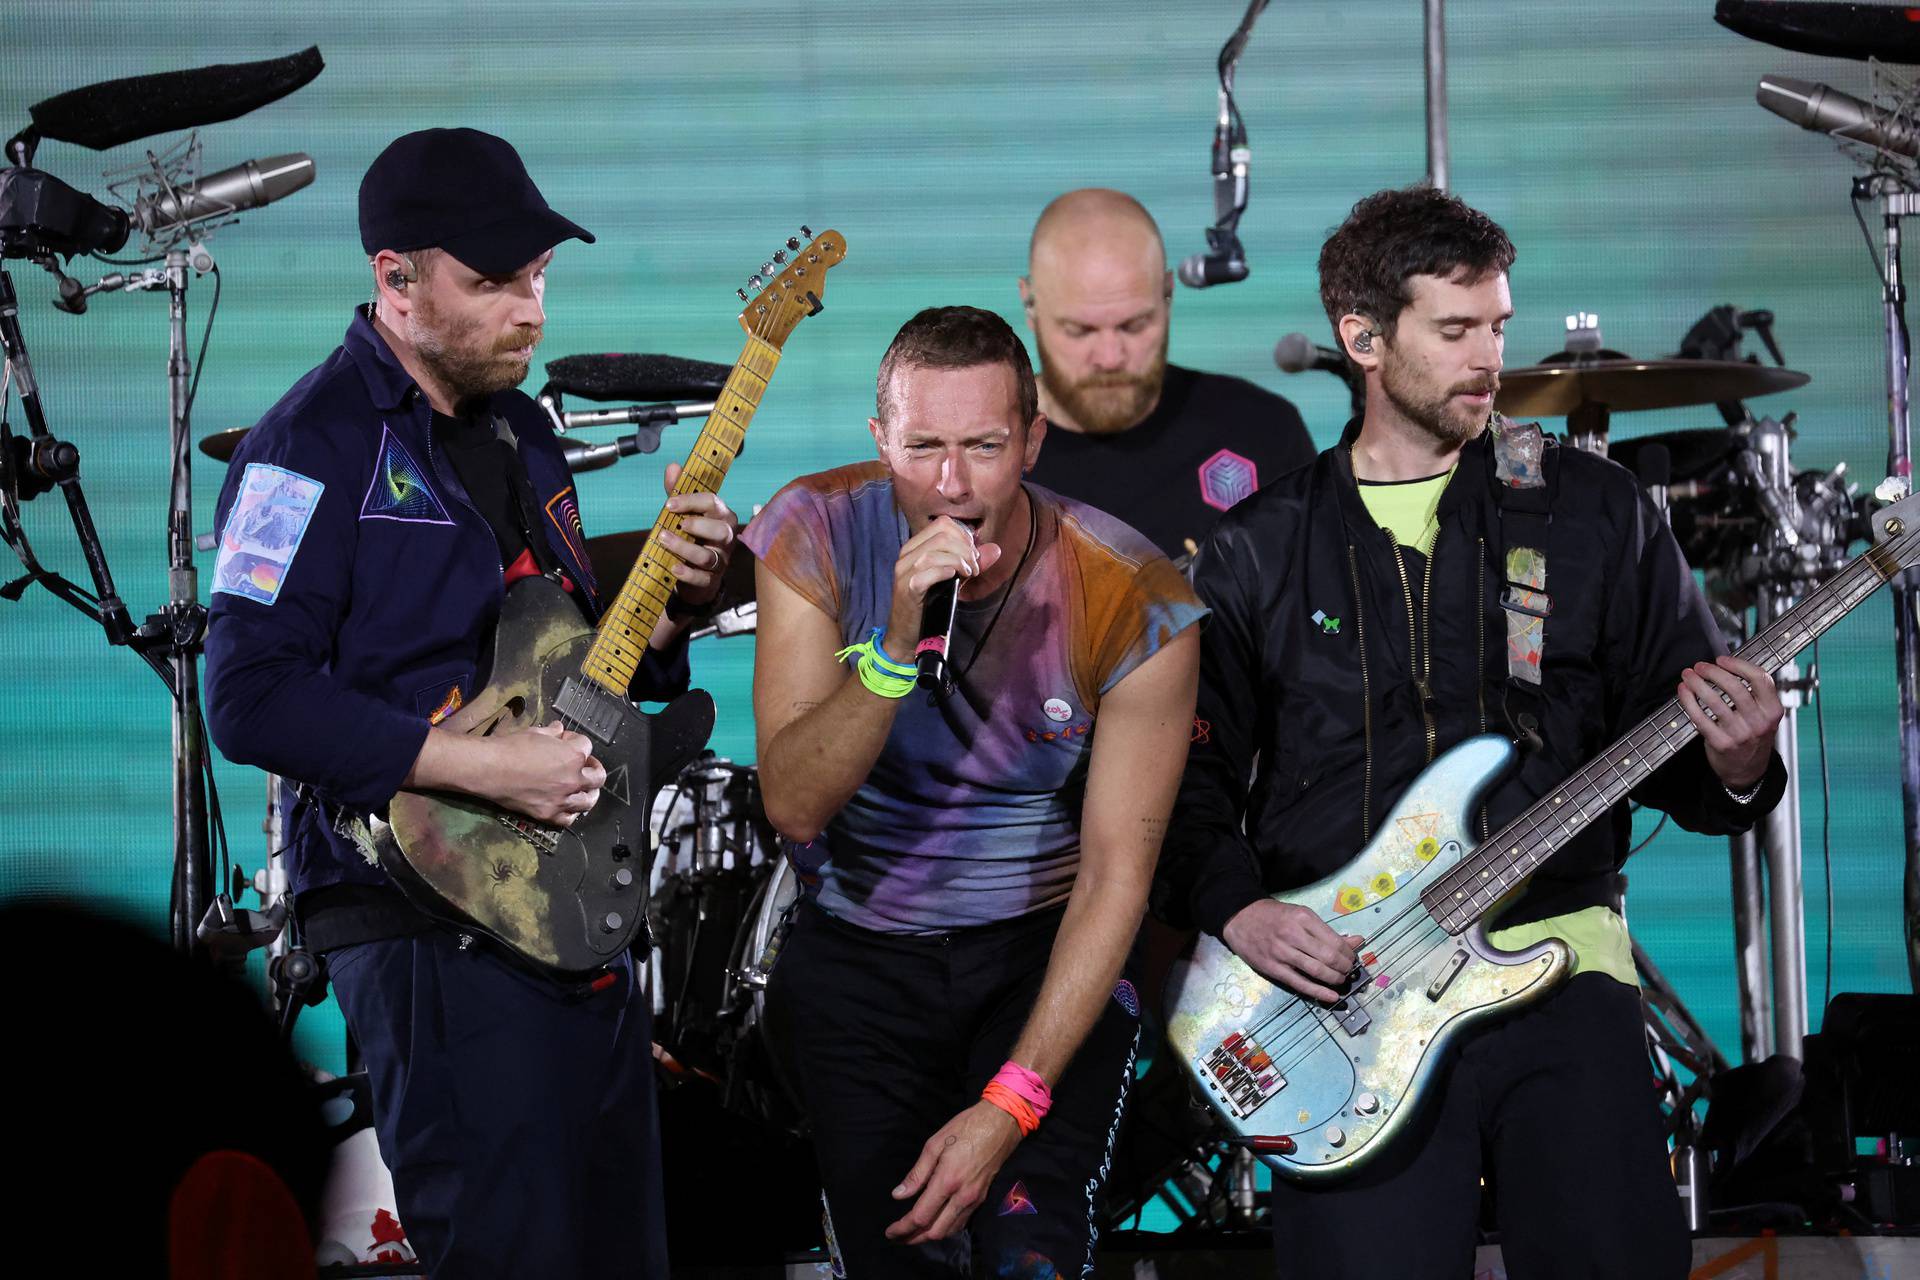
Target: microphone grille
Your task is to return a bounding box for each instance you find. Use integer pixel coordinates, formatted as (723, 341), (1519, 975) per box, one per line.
(1273, 332), (1319, 373)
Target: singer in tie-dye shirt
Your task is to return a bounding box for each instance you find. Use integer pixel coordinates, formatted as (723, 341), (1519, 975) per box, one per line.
(746, 307), (1202, 1279)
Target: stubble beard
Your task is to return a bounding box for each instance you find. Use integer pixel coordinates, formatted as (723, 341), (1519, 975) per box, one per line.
(1379, 349), (1497, 450)
(408, 295), (541, 405)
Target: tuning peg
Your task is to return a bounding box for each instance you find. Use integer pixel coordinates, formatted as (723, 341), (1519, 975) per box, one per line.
(772, 250), (787, 265)
(747, 274), (764, 290)
(761, 261), (775, 276)
(736, 287), (749, 302)
(799, 225), (813, 240)
(786, 236), (801, 251)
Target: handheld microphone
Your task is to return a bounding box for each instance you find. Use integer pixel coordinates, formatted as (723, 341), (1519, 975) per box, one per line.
(1756, 74), (1920, 163)
(1273, 332), (1348, 376)
(916, 576), (960, 694)
(131, 153), (314, 237)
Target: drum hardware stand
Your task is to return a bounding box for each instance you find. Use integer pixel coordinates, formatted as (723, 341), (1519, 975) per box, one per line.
(1545, 312), (1617, 456)
(1716, 416), (1856, 1060)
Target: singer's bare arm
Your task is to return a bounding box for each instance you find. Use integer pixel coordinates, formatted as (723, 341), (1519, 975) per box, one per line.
(885, 625), (1200, 1244)
(755, 516), (998, 842)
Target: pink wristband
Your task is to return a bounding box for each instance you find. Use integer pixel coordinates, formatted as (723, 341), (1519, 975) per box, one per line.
(990, 1061), (1052, 1120)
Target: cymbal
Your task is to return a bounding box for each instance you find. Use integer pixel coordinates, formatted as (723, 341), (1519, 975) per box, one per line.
(1494, 359), (1809, 417)
(198, 427), (252, 462)
(584, 529), (755, 612)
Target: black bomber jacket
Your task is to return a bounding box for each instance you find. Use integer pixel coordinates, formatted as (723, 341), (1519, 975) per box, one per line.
(1155, 419), (1787, 939)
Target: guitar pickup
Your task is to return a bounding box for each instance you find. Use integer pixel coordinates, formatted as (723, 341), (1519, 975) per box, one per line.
(1329, 963), (1373, 1034)
(1427, 948), (1470, 1001)
(555, 676), (625, 743)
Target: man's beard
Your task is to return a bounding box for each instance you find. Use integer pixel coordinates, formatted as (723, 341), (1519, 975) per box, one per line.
(1036, 327), (1169, 435)
(408, 298), (541, 405)
(1379, 351), (1497, 449)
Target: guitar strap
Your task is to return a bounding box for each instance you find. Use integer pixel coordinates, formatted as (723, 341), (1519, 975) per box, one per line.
(490, 412), (567, 582)
(1489, 414), (1555, 751)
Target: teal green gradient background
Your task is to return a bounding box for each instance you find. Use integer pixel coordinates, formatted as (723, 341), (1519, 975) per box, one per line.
(0, 4), (1909, 1106)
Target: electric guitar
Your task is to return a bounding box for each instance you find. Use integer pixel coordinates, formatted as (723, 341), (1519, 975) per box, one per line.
(372, 229), (848, 979)
(1166, 490), (1920, 1180)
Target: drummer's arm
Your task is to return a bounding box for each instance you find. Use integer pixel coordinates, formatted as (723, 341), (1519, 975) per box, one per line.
(753, 561), (906, 843)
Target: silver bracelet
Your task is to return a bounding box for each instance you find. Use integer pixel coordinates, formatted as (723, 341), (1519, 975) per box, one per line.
(1723, 777), (1766, 805)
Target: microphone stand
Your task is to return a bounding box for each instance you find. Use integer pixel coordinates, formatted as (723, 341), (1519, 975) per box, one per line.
(1424, 0), (1449, 191)
(1858, 171), (1920, 997)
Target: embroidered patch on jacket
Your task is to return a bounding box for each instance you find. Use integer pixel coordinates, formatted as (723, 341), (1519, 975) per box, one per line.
(997, 1180), (1039, 1216)
(212, 463), (325, 605)
(1198, 448), (1259, 511)
(360, 425), (452, 524)
(1113, 978), (1140, 1017)
(427, 683), (464, 726)
(545, 486), (594, 591)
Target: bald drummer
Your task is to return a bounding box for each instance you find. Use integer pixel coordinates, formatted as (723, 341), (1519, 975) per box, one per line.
(1018, 188), (1315, 559)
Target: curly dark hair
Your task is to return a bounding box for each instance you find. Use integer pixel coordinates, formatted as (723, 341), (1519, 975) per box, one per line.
(1318, 186), (1515, 348)
(875, 306), (1039, 427)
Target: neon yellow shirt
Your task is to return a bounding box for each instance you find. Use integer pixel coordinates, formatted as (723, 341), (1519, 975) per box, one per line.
(1356, 471), (1638, 988)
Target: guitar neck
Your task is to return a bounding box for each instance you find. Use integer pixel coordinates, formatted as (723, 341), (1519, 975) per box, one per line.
(578, 335), (781, 694)
(1423, 534), (1910, 932)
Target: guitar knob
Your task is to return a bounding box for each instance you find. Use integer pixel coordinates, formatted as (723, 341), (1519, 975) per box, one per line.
(1356, 1092), (1380, 1115)
(1324, 1124), (1346, 1148)
(610, 867), (635, 890)
(602, 911), (624, 934)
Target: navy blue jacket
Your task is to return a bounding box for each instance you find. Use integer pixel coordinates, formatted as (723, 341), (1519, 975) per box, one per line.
(205, 309), (688, 896)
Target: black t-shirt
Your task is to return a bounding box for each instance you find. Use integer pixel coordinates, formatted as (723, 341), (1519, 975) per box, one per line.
(1025, 364), (1317, 561)
(433, 409), (531, 566)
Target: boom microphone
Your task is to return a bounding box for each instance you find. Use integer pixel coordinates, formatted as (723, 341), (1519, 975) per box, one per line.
(26, 48), (325, 152)
(131, 154), (315, 236)
(543, 353), (732, 404)
(1273, 332), (1347, 375)
(1757, 75), (1920, 162)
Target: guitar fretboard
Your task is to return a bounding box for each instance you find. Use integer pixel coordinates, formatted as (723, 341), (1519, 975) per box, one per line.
(1421, 529), (1913, 933)
(579, 336), (781, 694)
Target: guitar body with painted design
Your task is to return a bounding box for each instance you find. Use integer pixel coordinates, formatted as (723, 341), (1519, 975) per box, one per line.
(1167, 489), (1920, 1181)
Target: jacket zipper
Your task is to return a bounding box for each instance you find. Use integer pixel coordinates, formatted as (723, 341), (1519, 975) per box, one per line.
(1346, 544), (1373, 843)
(1475, 534), (1490, 841)
(1388, 532), (1441, 764)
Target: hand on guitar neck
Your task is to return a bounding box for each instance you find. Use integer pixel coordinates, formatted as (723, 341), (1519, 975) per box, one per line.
(1222, 899), (1365, 1005)
(403, 719), (606, 827)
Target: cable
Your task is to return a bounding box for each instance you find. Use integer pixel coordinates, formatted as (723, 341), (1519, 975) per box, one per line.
(186, 260), (220, 414)
(1629, 810), (1669, 858)
(1813, 639), (1834, 1017)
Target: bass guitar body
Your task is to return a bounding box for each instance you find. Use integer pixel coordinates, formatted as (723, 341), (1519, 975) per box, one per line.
(378, 575), (714, 979)
(1164, 735), (1573, 1180)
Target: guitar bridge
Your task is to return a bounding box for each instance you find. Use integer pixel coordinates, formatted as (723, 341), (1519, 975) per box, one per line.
(497, 813), (559, 854)
(1198, 1029), (1286, 1121)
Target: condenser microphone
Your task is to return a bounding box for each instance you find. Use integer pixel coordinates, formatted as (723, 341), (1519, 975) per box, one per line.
(131, 153), (315, 236)
(1273, 332), (1348, 375)
(1757, 75), (1920, 162)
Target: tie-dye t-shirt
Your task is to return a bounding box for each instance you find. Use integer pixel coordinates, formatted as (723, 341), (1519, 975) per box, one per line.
(742, 461), (1207, 934)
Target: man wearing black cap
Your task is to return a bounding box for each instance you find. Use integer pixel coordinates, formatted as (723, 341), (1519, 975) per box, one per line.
(205, 127), (734, 1277)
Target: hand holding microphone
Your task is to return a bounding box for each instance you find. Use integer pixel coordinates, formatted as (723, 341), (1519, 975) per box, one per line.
(887, 517), (1002, 693)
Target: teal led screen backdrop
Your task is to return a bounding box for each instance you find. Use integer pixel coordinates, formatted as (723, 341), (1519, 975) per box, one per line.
(1, 3), (1911, 1095)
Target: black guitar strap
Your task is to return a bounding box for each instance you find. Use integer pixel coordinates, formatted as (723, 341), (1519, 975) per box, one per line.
(490, 412), (566, 582)
(1489, 414), (1556, 752)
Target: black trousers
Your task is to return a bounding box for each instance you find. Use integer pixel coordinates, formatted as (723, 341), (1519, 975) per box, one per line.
(327, 931), (668, 1279)
(766, 899), (1141, 1279)
(1269, 972), (1689, 1280)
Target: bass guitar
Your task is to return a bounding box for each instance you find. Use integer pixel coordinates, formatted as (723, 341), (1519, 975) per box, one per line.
(373, 228), (848, 979)
(1167, 490), (1920, 1180)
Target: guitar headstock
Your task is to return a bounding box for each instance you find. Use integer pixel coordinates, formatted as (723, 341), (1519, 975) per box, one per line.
(736, 226), (848, 349)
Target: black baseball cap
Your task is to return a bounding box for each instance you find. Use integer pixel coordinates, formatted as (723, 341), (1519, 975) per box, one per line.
(358, 127), (594, 274)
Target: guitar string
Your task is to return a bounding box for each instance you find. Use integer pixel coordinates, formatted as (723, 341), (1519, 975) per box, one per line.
(1216, 530), (1913, 1104)
(544, 269), (800, 813)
